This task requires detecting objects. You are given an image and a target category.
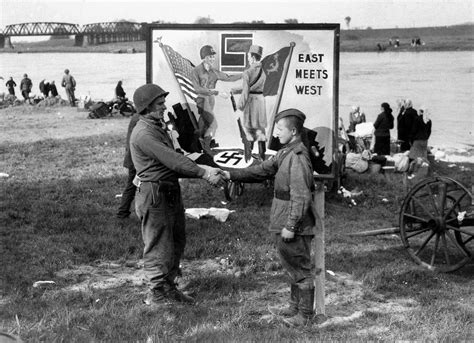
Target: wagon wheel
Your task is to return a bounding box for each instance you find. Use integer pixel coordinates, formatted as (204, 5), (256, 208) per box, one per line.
(399, 176), (473, 272)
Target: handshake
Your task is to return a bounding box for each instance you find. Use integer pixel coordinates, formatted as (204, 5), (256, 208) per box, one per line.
(199, 165), (231, 188)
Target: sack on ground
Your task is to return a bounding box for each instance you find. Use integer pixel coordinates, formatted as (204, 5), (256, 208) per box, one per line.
(393, 153), (410, 172)
(88, 101), (109, 119)
(346, 152), (369, 173)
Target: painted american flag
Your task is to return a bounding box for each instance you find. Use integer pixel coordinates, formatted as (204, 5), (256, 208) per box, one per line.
(162, 44), (197, 102)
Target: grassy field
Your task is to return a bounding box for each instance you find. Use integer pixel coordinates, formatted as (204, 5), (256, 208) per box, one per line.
(0, 105), (473, 342)
(1, 24), (473, 53)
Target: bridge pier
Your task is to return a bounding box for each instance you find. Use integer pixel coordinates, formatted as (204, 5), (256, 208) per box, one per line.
(74, 34), (84, 47)
(0, 35), (14, 49)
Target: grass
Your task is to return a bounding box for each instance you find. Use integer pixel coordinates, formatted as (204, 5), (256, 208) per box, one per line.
(0, 106), (473, 341)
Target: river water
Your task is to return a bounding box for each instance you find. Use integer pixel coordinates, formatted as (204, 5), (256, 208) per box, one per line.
(1, 51), (472, 151)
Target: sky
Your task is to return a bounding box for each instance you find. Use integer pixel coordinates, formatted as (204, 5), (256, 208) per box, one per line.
(1, 0), (472, 31)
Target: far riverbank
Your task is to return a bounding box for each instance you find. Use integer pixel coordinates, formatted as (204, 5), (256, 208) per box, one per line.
(0, 24), (472, 53)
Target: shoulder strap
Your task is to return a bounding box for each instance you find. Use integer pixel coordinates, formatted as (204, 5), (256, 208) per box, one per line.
(249, 66), (263, 89)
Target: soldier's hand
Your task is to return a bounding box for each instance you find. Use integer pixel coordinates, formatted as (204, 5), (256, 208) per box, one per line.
(218, 170), (231, 180)
(281, 228), (295, 242)
(205, 168), (227, 188)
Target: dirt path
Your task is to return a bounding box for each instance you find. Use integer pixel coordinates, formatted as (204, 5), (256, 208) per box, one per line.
(45, 258), (421, 332)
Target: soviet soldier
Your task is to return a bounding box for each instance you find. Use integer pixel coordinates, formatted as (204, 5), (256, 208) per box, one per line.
(222, 109), (317, 326)
(231, 44), (268, 159)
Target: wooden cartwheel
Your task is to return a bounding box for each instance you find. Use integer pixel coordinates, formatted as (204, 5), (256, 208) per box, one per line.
(350, 176), (473, 272)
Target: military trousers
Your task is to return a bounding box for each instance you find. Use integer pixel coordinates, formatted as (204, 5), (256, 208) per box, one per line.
(135, 181), (186, 290)
(275, 234), (314, 287)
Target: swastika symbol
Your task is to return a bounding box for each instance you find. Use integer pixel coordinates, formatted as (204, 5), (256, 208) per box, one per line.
(216, 152), (243, 166)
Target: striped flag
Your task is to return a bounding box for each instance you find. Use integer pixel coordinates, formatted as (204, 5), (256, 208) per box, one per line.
(162, 44), (197, 102)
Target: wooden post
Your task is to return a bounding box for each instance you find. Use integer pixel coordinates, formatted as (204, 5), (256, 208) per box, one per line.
(313, 181), (325, 315)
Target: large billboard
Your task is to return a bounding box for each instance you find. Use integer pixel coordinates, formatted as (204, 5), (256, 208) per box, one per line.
(146, 23), (339, 178)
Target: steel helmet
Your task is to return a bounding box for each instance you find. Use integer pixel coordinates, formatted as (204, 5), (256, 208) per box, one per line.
(133, 84), (169, 114)
(200, 45), (216, 59)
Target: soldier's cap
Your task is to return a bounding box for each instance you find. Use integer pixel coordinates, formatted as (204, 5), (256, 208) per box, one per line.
(249, 45), (263, 57)
(200, 45), (216, 59)
(275, 108), (306, 123)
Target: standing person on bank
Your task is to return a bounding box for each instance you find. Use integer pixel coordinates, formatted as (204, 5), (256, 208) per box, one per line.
(5, 77), (16, 96)
(191, 45), (242, 152)
(231, 44), (268, 160)
(61, 69), (76, 106)
(130, 84), (226, 306)
(221, 109), (316, 327)
(397, 99), (417, 152)
(409, 106), (432, 160)
(50, 81), (59, 97)
(116, 112), (140, 219)
(373, 102), (394, 155)
(20, 74), (32, 103)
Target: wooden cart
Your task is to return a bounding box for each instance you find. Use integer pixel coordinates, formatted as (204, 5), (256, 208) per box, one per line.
(351, 176), (473, 272)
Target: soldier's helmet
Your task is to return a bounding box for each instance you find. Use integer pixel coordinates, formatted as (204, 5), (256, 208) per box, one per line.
(200, 45), (216, 59)
(133, 84), (169, 114)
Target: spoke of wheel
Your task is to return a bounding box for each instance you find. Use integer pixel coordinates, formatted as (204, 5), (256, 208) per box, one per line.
(464, 236), (474, 245)
(403, 212), (429, 224)
(445, 217), (459, 224)
(406, 227), (431, 239)
(411, 197), (436, 221)
(430, 233), (440, 266)
(446, 224), (474, 237)
(425, 183), (440, 216)
(438, 183), (447, 217)
(415, 231), (436, 256)
(444, 192), (468, 220)
(445, 231), (469, 257)
(441, 233), (451, 265)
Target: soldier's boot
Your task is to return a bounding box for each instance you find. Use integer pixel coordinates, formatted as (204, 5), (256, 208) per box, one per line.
(283, 286), (314, 327)
(166, 282), (195, 304)
(258, 141), (266, 160)
(268, 283), (299, 317)
(144, 286), (172, 306)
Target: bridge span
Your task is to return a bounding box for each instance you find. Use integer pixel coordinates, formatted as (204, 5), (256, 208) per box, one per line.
(0, 21), (146, 48)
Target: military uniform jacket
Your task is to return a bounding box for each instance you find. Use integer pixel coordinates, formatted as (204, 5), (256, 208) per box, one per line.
(130, 118), (205, 183)
(233, 62), (267, 131)
(229, 140), (315, 235)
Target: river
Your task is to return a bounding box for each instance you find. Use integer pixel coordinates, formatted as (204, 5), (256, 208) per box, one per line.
(1, 51), (472, 151)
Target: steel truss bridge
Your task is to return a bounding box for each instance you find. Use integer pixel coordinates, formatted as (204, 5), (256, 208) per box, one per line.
(0, 21), (146, 48)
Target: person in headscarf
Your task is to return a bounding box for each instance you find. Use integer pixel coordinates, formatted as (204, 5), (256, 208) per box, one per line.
(397, 99), (417, 152)
(115, 80), (126, 99)
(373, 102), (394, 155)
(348, 105), (366, 133)
(409, 106), (432, 160)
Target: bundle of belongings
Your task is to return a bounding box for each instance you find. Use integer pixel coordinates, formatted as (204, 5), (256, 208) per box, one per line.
(87, 101), (110, 119)
(346, 150), (412, 174)
(345, 149), (371, 173)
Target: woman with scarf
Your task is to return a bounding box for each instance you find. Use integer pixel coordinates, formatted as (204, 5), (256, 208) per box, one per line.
(409, 106), (432, 160)
(373, 102), (394, 155)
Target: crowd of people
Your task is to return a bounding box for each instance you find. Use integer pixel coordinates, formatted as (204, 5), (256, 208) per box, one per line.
(345, 99), (432, 160)
(3, 69), (77, 106)
(343, 99), (432, 177)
